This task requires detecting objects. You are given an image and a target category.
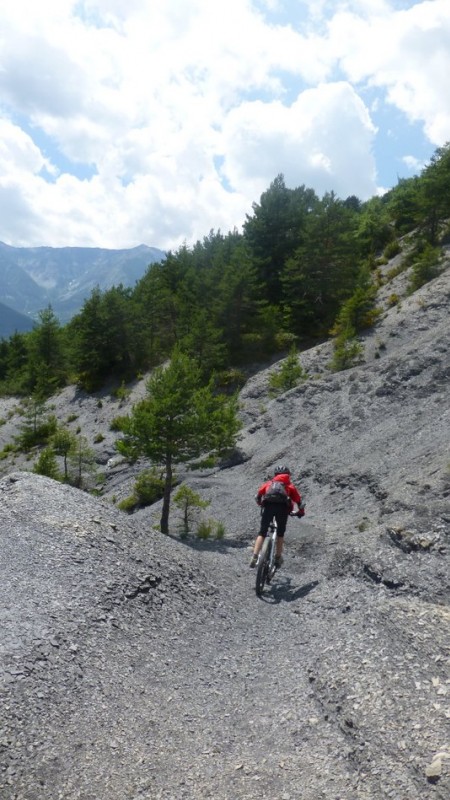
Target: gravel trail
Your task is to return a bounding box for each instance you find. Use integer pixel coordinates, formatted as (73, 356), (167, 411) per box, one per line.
(1, 474), (447, 799)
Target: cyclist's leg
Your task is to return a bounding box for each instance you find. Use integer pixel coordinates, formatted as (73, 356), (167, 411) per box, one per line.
(251, 505), (274, 562)
(250, 536), (265, 566)
(274, 507), (289, 561)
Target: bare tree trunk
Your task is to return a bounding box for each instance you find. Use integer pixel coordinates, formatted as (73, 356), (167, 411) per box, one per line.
(160, 455), (172, 534)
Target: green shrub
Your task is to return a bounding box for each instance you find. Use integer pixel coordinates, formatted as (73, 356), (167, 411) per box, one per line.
(189, 455), (218, 470)
(118, 468), (166, 514)
(387, 293), (400, 307)
(196, 519), (213, 539)
(269, 346), (307, 395)
(0, 443), (16, 460)
(113, 382), (131, 402)
(196, 518), (226, 540)
(215, 368), (246, 392)
(274, 330), (297, 350)
(110, 415), (128, 432)
(93, 433), (105, 444)
(135, 468), (165, 505)
(331, 336), (364, 372)
(174, 485), (210, 536)
(383, 240), (402, 259)
(117, 495), (138, 513)
(33, 447), (61, 480)
(373, 268), (384, 288)
(409, 244), (441, 291)
(15, 412), (58, 451)
(215, 521), (226, 540)
(386, 262), (408, 281)
(330, 285), (380, 339)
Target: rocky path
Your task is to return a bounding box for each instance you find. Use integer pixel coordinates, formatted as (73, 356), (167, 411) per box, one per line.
(31, 536), (360, 800)
(2, 471), (447, 800)
(135, 536), (449, 800)
(1, 255), (449, 799)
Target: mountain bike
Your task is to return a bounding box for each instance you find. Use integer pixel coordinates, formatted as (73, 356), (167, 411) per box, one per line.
(255, 519), (279, 597)
(254, 511), (303, 597)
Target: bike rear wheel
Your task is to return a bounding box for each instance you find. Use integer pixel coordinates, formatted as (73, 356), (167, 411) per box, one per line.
(255, 537), (271, 596)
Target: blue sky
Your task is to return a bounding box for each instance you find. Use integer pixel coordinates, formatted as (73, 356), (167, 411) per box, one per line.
(0, 0), (449, 250)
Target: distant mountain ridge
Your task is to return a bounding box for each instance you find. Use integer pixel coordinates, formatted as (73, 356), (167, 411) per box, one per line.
(0, 242), (165, 334)
(0, 300), (35, 338)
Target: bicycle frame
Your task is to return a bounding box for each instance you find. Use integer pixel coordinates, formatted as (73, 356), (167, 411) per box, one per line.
(266, 519), (278, 578)
(254, 511), (300, 596)
(255, 519), (278, 596)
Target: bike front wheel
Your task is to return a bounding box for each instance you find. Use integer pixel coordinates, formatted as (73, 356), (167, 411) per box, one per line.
(255, 538), (271, 597)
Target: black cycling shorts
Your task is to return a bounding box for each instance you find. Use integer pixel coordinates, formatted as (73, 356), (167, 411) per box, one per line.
(258, 503), (289, 537)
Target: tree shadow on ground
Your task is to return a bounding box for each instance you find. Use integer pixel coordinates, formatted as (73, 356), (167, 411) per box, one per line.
(257, 575), (319, 605)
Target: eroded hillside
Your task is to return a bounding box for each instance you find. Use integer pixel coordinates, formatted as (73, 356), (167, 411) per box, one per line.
(0, 256), (449, 799)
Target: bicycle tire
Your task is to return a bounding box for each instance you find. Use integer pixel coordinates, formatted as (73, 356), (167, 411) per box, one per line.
(255, 537), (271, 596)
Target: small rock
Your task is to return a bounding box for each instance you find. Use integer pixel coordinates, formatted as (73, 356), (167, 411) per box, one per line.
(425, 759), (442, 779)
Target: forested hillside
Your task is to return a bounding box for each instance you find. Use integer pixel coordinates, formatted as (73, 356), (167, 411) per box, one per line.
(0, 143), (449, 398)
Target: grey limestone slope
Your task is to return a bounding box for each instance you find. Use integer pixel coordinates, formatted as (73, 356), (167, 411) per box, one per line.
(218, 261), (450, 591)
(0, 259), (449, 799)
(1, 471), (449, 800)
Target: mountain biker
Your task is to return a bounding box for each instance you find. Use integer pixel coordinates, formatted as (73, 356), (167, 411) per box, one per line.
(249, 466), (304, 569)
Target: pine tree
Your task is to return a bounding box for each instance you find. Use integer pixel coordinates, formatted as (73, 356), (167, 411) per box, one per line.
(68, 434), (96, 488)
(117, 347), (241, 533)
(51, 426), (78, 481)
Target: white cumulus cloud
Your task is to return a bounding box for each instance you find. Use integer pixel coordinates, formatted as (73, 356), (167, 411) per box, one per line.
(0, 0), (448, 249)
